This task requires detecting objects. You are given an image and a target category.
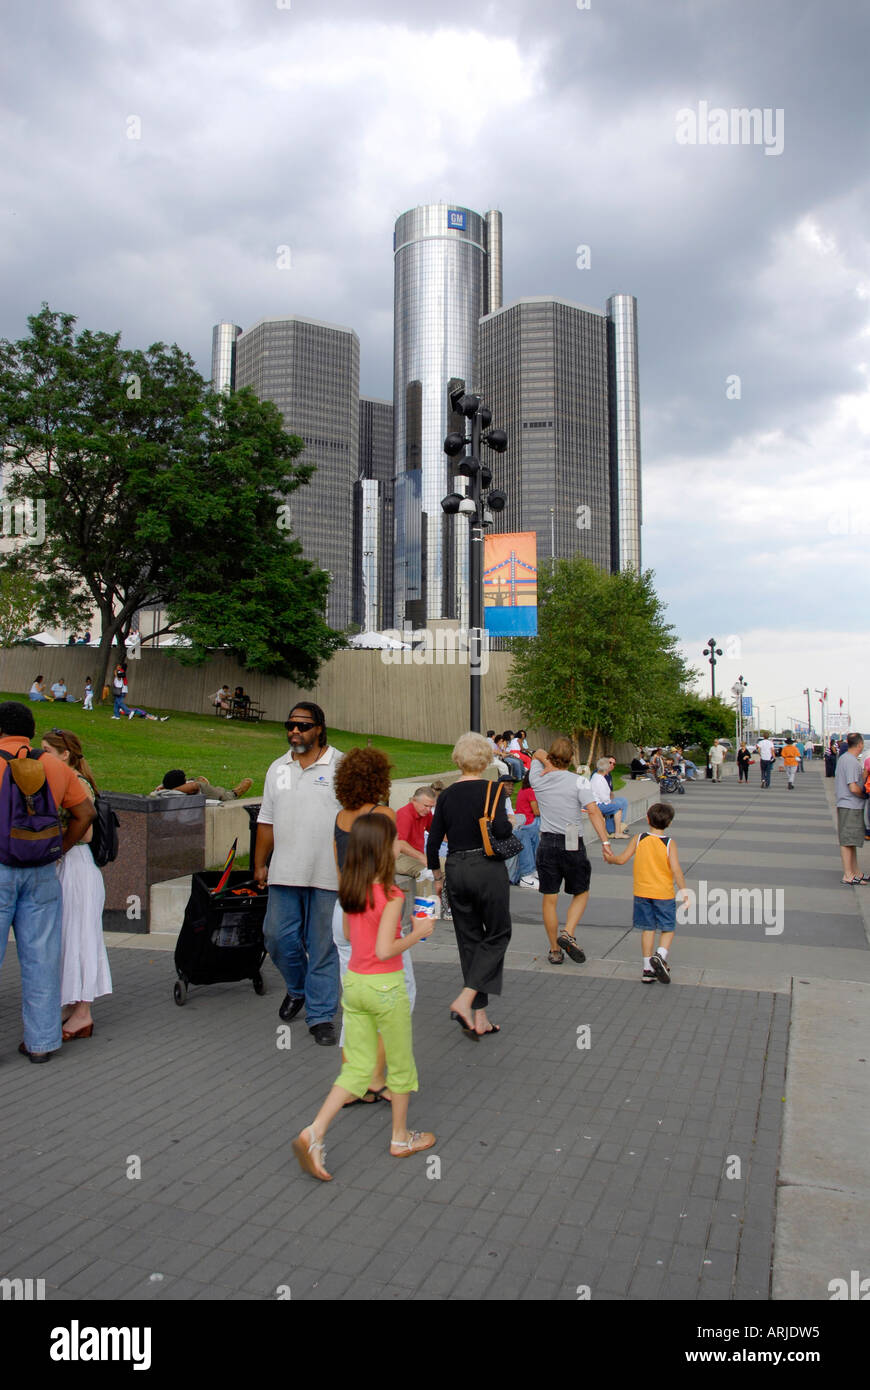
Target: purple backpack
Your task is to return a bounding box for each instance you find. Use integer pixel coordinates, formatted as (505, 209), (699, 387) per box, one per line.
(0, 748), (64, 867)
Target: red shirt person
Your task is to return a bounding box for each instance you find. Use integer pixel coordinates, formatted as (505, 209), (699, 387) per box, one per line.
(394, 786), (437, 879)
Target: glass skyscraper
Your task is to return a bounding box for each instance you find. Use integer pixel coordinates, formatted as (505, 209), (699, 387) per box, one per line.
(354, 397), (394, 631)
(233, 315), (360, 630)
(479, 294), (641, 575)
(607, 293), (642, 571)
(211, 322), (242, 393)
(392, 203), (503, 626)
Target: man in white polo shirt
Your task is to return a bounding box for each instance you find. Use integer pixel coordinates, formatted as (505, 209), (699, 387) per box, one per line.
(254, 702), (342, 1046)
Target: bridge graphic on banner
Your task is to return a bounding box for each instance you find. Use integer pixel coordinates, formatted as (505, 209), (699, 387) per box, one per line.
(483, 533), (538, 636)
(483, 550), (538, 606)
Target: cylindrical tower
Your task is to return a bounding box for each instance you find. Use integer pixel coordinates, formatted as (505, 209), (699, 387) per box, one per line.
(211, 322), (242, 393)
(392, 204), (490, 625)
(607, 293), (642, 571)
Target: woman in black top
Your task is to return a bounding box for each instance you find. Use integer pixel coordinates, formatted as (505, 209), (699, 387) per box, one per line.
(427, 732), (513, 1039)
(736, 742), (751, 782)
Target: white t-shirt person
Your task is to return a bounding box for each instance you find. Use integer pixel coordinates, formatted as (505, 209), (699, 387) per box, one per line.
(709, 742), (726, 765)
(757, 738), (775, 762)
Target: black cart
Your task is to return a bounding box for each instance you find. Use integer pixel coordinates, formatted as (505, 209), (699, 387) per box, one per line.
(173, 869), (268, 1005)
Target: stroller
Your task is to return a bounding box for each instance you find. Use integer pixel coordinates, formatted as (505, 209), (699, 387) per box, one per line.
(173, 869), (268, 1005)
(658, 771), (685, 795)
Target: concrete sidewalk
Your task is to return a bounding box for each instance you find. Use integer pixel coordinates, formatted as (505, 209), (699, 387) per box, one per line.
(0, 763), (866, 1300)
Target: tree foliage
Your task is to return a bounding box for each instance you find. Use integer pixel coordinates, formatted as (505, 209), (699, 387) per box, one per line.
(666, 693), (735, 750)
(0, 306), (345, 692)
(0, 562), (46, 647)
(504, 556), (691, 764)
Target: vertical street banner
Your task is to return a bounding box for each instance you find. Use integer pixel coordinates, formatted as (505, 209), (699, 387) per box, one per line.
(483, 531), (538, 636)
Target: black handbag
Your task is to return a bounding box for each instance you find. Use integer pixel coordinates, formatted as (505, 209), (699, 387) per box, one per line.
(479, 782), (523, 861)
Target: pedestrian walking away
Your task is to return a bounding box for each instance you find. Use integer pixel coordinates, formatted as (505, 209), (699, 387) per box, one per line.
(757, 735), (776, 788)
(603, 801), (688, 983)
(528, 737), (611, 966)
(255, 703), (342, 1045)
(0, 702), (95, 1062)
(780, 736), (801, 788)
(426, 732), (514, 1037)
(292, 814), (435, 1181)
(331, 746), (413, 1100)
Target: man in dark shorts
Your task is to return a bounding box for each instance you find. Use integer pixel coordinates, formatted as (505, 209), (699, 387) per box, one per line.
(529, 738), (610, 965)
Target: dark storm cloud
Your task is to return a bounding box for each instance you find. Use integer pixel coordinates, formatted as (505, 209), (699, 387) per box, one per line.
(1, 0), (868, 718)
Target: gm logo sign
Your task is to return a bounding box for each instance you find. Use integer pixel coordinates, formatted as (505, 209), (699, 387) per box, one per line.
(447, 209), (466, 230)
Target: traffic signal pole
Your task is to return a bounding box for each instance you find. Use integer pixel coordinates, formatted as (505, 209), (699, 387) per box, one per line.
(469, 410), (483, 733)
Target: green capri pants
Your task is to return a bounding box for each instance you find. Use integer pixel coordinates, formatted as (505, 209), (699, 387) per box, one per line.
(334, 970), (418, 1097)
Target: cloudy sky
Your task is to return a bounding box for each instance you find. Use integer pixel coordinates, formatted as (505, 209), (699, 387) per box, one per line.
(2, 0), (868, 730)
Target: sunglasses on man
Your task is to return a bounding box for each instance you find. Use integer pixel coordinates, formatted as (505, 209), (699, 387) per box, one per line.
(284, 719), (316, 732)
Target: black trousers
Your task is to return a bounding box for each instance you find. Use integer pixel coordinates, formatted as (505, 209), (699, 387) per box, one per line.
(738, 764), (749, 781)
(444, 853), (512, 1010)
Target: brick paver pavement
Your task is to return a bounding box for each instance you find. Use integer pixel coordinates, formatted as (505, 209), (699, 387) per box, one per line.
(0, 946), (786, 1301)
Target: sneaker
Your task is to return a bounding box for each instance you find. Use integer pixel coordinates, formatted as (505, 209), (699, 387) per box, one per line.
(110, 716), (120, 720)
(642, 968), (657, 984)
(309, 1023), (336, 1047)
(128, 711), (135, 720)
(650, 952), (671, 984)
(159, 716), (170, 722)
(519, 875), (540, 889)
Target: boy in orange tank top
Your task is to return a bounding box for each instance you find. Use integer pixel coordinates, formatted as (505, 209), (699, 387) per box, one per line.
(604, 802), (688, 983)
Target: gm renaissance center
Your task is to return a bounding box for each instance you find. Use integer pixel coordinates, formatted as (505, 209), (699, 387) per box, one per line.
(212, 202), (642, 633)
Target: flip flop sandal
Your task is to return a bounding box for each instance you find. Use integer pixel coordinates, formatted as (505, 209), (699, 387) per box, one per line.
(450, 1009), (479, 1040)
(478, 1024), (500, 1036)
(343, 1086), (390, 1108)
(292, 1127), (332, 1181)
(842, 876), (865, 885)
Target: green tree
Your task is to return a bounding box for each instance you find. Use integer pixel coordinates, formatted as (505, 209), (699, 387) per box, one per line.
(0, 306), (345, 693)
(0, 562), (47, 646)
(667, 693), (735, 751)
(504, 556), (691, 765)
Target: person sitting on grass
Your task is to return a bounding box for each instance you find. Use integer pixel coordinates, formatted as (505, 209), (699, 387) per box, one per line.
(29, 676), (53, 702)
(50, 677), (77, 703)
(150, 769), (253, 801)
(603, 801), (689, 984)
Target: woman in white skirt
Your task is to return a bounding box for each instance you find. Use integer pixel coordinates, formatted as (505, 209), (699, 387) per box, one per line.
(40, 729), (112, 1040)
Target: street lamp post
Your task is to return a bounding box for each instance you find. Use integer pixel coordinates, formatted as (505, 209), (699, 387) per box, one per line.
(702, 638), (723, 700)
(442, 390), (508, 733)
(732, 675), (747, 747)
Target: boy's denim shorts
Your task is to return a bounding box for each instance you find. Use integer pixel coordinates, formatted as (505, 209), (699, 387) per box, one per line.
(633, 896), (676, 931)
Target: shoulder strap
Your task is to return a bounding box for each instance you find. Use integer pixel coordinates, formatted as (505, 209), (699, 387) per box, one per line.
(0, 748), (40, 764)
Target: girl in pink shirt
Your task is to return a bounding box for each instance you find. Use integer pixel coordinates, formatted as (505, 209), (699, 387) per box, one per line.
(292, 815), (436, 1181)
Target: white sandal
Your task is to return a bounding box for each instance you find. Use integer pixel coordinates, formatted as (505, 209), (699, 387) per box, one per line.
(292, 1126), (332, 1181)
(390, 1130), (436, 1157)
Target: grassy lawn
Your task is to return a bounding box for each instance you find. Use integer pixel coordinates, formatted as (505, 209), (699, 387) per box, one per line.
(0, 694), (455, 796)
